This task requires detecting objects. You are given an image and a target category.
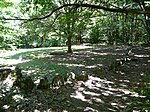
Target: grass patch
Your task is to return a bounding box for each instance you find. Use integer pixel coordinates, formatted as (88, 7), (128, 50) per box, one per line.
(5, 47), (67, 59)
(18, 58), (70, 81)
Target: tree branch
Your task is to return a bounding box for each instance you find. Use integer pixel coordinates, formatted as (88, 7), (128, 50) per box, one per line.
(1, 3), (150, 21)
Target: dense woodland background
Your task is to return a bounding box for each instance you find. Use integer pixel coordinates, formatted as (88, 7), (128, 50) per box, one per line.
(0, 0), (150, 111)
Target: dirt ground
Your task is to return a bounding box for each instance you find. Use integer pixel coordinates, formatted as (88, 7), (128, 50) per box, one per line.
(1, 45), (150, 112)
(48, 45), (150, 112)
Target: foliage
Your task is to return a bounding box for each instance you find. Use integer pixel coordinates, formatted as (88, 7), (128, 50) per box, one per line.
(0, 0), (150, 50)
(0, 0), (13, 8)
(0, 0), (22, 50)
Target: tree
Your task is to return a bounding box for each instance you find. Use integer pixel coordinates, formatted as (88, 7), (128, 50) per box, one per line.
(18, 0), (94, 53)
(1, 0), (150, 51)
(0, 0), (20, 49)
(51, 0), (93, 53)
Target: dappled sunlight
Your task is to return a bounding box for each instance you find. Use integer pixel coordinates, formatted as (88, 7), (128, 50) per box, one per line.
(58, 63), (85, 67)
(70, 75), (145, 111)
(83, 91), (100, 96)
(70, 90), (91, 103)
(91, 97), (104, 103)
(1, 45), (150, 111)
(84, 107), (99, 112)
(1, 73), (16, 91)
(85, 65), (97, 68)
(135, 54), (150, 58)
(15, 58), (70, 79)
(23, 69), (37, 75)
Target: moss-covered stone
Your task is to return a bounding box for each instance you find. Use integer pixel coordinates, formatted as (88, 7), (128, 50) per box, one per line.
(13, 76), (35, 93)
(37, 77), (50, 90)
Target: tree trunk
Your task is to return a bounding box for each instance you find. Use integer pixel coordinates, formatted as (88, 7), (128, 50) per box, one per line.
(67, 37), (73, 53)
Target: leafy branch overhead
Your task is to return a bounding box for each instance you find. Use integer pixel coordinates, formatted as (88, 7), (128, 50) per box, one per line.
(1, 3), (150, 21)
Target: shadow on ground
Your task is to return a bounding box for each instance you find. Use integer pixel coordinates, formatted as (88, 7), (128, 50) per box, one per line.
(0, 45), (150, 111)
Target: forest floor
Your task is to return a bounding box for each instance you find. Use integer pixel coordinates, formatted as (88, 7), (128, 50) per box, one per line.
(0, 45), (150, 112)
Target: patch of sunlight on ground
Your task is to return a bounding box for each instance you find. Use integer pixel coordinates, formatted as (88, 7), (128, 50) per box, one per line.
(93, 52), (109, 55)
(85, 76), (114, 89)
(0, 58), (30, 65)
(83, 91), (100, 96)
(72, 45), (93, 49)
(91, 97), (104, 103)
(70, 75), (146, 110)
(135, 54), (150, 57)
(62, 110), (68, 112)
(84, 107), (99, 112)
(33, 109), (53, 112)
(85, 65), (97, 68)
(70, 90), (91, 103)
(58, 63), (85, 67)
(0, 47), (66, 57)
(111, 102), (125, 109)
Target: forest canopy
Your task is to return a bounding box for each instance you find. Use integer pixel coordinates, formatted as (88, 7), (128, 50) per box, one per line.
(0, 0), (150, 52)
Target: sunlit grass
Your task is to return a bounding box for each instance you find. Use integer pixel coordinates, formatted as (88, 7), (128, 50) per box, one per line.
(0, 46), (95, 78)
(1, 47), (67, 59)
(0, 45), (116, 81)
(0, 46), (93, 59)
(17, 58), (70, 80)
